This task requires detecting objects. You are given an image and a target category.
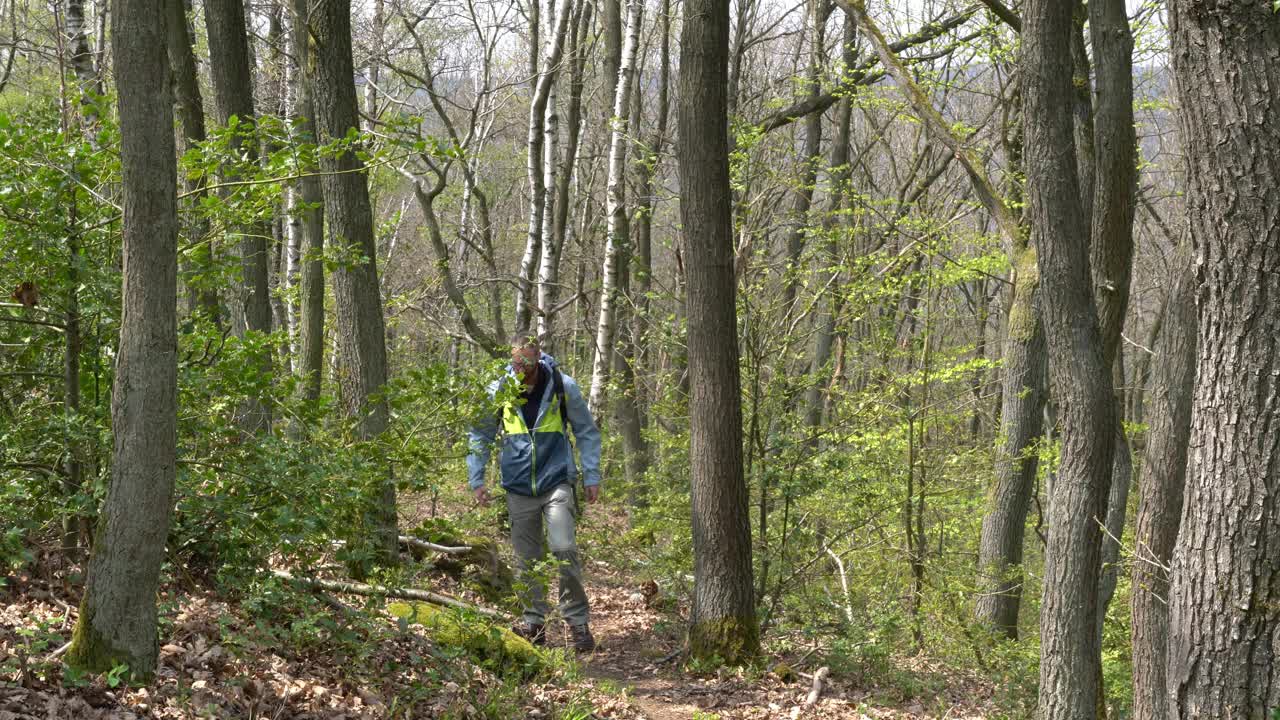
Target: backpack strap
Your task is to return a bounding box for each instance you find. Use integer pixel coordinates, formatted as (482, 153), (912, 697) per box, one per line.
(552, 368), (568, 425)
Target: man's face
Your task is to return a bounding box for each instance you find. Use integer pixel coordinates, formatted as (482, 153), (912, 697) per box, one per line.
(511, 346), (540, 387)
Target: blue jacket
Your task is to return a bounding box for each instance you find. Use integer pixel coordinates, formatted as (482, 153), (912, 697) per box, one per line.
(467, 354), (602, 497)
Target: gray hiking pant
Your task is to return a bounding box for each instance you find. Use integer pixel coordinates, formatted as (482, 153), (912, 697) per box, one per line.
(507, 482), (590, 627)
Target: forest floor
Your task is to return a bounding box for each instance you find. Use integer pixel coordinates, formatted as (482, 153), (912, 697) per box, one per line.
(1, 501), (1003, 719)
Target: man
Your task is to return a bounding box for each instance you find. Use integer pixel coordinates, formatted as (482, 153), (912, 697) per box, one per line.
(467, 336), (603, 652)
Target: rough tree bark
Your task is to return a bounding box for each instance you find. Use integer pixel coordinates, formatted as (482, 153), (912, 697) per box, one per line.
(1087, 0), (1137, 643)
(304, 0), (398, 564)
(204, 0), (273, 432)
(1164, 2), (1280, 716)
(1023, 0), (1117, 717)
(974, 243), (1046, 638)
(680, 0), (759, 665)
(1130, 244), (1195, 720)
(164, 0), (219, 326)
(65, 0), (177, 678)
(289, 0), (325, 404)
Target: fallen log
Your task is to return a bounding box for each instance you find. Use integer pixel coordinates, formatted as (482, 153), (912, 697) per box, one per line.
(398, 535), (472, 555)
(271, 570), (505, 620)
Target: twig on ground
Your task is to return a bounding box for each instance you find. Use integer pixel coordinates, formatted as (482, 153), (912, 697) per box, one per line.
(657, 646), (685, 664)
(47, 641), (72, 661)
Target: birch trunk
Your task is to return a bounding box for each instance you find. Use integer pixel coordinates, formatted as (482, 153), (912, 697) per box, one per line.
(514, 0), (574, 335)
(588, 0), (642, 412)
(537, 0), (589, 347)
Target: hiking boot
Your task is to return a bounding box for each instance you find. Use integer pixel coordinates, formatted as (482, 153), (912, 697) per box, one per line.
(570, 623), (596, 653)
(511, 621), (546, 646)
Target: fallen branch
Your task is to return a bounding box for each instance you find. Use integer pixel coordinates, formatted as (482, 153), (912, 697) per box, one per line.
(657, 646), (685, 664)
(804, 666), (830, 708)
(398, 535), (472, 555)
(47, 641), (72, 662)
(271, 570), (505, 620)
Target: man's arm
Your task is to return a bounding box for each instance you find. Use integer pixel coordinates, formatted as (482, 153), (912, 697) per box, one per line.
(562, 375), (602, 487)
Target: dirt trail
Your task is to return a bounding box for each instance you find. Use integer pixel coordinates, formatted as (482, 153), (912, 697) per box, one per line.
(536, 561), (995, 719)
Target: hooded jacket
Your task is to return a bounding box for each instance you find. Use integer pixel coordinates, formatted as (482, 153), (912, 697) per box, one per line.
(467, 354), (602, 497)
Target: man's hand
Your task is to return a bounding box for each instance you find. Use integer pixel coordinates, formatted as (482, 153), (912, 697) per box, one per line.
(473, 486), (491, 507)
(584, 484), (600, 504)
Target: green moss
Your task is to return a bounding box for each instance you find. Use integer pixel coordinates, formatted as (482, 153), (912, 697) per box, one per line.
(64, 601), (154, 682)
(1007, 246), (1041, 343)
(388, 601), (545, 679)
(689, 615), (760, 667)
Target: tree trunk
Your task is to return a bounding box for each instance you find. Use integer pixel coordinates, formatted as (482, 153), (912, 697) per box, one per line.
(1069, 5), (1093, 227)
(204, 0), (273, 432)
(1130, 245), (1195, 720)
(514, 0), (574, 335)
(588, 0), (642, 412)
(304, 0), (397, 564)
(290, 0), (325, 404)
(536, 0), (560, 339)
(1095, 357), (1131, 640)
(164, 0), (219, 326)
(537, 0), (589, 347)
(1087, 0), (1137, 651)
(680, 0), (758, 665)
(66, 0), (103, 122)
(601, 0), (621, 112)
(632, 0), (669, 398)
(1165, 3), (1280, 716)
(802, 13), (855, 434)
(779, 0), (826, 318)
(974, 244), (1047, 639)
(66, 0), (177, 678)
(1023, 1), (1117, 717)
(364, 0), (382, 128)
